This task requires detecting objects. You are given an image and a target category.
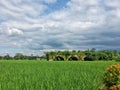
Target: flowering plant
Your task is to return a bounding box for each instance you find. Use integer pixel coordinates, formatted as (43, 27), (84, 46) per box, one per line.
(103, 63), (120, 90)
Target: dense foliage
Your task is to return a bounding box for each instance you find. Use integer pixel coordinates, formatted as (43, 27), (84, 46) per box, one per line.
(45, 48), (120, 61)
(103, 63), (120, 90)
(0, 60), (115, 90)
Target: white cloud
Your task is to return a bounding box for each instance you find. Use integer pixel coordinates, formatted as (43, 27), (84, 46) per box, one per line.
(71, 21), (96, 29)
(0, 0), (120, 55)
(104, 0), (120, 8)
(115, 9), (120, 18)
(7, 28), (23, 36)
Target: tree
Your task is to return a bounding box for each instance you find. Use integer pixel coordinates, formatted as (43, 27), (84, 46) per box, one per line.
(3, 54), (12, 60)
(91, 48), (96, 52)
(0, 56), (3, 60)
(44, 52), (50, 61)
(14, 53), (24, 60)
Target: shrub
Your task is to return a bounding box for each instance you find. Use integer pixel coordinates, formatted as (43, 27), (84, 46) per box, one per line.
(103, 63), (120, 90)
(114, 56), (120, 62)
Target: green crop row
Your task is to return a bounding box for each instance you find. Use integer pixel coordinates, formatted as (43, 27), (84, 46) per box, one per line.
(0, 60), (116, 90)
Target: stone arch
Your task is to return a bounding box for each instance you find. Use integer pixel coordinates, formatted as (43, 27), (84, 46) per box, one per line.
(55, 55), (65, 61)
(68, 55), (79, 61)
(78, 55), (86, 61)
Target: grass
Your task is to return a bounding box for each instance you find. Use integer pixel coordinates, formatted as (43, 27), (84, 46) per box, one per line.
(0, 60), (117, 90)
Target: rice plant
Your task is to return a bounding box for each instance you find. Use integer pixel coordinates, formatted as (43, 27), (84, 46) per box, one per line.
(0, 60), (116, 90)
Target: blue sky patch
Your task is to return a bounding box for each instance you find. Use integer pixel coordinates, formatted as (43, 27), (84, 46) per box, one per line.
(43, 0), (69, 14)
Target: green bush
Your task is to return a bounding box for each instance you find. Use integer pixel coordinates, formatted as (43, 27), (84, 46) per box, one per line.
(114, 56), (120, 62)
(103, 63), (120, 90)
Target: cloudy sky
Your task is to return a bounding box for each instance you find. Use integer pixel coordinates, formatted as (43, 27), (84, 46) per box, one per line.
(0, 0), (120, 55)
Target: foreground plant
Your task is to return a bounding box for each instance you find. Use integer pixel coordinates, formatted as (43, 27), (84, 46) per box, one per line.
(103, 63), (120, 90)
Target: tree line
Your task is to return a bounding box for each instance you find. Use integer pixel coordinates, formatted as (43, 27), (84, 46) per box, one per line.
(0, 53), (45, 60)
(0, 48), (120, 61)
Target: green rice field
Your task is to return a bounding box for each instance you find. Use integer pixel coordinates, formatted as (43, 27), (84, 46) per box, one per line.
(0, 60), (117, 90)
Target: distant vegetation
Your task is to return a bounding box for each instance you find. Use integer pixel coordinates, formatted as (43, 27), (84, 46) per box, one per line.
(0, 48), (120, 61)
(0, 53), (45, 60)
(45, 48), (120, 61)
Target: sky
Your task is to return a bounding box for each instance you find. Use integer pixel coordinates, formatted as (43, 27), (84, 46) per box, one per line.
(0, 0), (120, 56)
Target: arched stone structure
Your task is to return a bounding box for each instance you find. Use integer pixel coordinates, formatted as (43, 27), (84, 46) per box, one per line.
(46, 51), (86, 61)
(68, 55), (79, 61)
(54, 55), (65, 61)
